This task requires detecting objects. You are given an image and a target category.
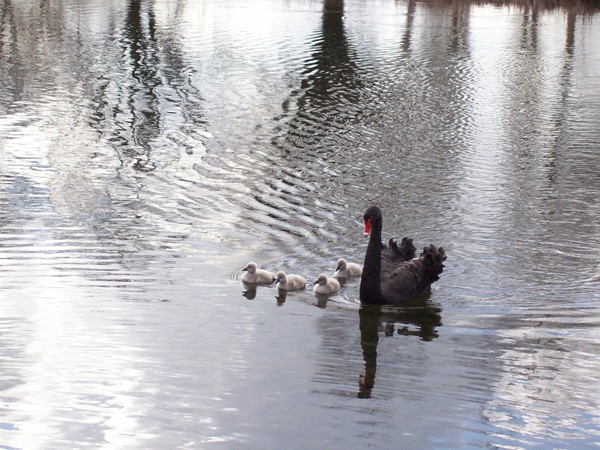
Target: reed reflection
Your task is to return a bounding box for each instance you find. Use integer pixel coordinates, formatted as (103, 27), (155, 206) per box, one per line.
(358, 300), (441, 399)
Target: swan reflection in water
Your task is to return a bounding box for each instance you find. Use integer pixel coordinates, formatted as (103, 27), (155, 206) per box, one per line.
(276, 288), (288, 306)
(242, 283), (258, 300)
(243, 284), (328, 307)
(274, 289), (330, 308)
(358, 294), (442, 399)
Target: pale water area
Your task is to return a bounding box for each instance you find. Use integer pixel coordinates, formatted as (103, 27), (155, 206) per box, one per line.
(1, 0), (600, 448)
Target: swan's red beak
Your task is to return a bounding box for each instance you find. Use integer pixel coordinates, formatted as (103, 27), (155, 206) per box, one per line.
(363, 219), (372, 238)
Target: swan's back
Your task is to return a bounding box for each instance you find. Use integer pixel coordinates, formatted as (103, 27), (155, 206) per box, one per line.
(380, 237), (417, 282)
(381, 259), (423, 300)
(381, 245), (446, 303)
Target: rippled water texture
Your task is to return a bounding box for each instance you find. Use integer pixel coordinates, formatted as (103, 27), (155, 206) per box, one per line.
(1, 0), (600, 448)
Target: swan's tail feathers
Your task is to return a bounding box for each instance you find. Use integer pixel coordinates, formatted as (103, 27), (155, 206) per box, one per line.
(418, 244), (446, 289)
(388, 237), (417, 262)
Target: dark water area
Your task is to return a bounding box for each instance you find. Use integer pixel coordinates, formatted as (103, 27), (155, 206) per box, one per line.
(1, 0), (600, 448)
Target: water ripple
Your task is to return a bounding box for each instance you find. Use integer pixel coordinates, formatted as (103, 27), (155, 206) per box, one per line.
(2, 1), (600, 448)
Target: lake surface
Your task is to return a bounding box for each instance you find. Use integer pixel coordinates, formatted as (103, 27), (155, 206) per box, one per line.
(1, 0), (600, 448)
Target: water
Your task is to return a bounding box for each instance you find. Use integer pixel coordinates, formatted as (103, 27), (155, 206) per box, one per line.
(1, 0), (600, 448)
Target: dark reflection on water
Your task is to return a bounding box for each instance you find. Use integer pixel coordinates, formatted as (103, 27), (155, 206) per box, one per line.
(1, 0), (600, 448)
(358, 299), (442, 399)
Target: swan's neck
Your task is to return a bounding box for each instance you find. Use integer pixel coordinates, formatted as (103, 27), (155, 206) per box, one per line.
(360, 219), (383, 304)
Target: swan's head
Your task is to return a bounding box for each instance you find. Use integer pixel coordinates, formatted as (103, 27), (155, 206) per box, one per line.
(275, 271), (287, 283)
(336, 258), (347, 271)
(243, 262), (257, 273)
(314, 274), (328, 285)
(363, 205), (382, 237)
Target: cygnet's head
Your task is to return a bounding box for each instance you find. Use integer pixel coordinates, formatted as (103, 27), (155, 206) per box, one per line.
(336, 258), (347, 270)
(243, 262), (257, 273)
(275, 271), (287, 282)
(314, 274), (328, 285)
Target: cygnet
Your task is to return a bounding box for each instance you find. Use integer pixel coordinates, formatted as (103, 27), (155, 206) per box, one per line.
(242, 262), (276, 285)
(313, 273), (340, 295)
(275, 271), (306, 291)
(334, 258), (362, 278)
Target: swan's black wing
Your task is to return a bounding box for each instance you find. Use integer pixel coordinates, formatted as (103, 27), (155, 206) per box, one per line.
(380, 237), (417, 282)
(380, 244), (446, 303)
(381, 259), (423, 298)
(417, 244), (446, 288)
(389, 237), (416, 262)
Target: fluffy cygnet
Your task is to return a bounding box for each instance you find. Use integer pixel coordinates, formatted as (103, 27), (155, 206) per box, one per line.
(334, 258), (362, 278)
(242, 262), (276, 285)
(313, 273), (340, 295)
(275, 271), (306, 291)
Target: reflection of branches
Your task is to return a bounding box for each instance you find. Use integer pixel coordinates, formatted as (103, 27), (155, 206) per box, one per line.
(358, 300), (442, 398)
(85, 0), (162, 172)
(158, 7), (207, 132)
(122, 0), (161, 171)
(85, 0), (207, 172)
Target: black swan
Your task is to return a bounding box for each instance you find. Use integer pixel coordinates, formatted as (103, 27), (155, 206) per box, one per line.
(359, 206), (446, 305)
